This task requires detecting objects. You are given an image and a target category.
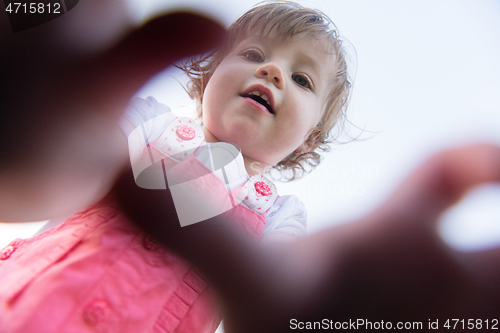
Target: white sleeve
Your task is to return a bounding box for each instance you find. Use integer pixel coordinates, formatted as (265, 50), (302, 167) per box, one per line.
(118, 96), (175, 142)
(118, 96), (176, 164)
(261, 195), (307, 243)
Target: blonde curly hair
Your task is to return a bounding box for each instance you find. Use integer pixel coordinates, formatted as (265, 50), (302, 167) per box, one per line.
(177, 1), (352, 181)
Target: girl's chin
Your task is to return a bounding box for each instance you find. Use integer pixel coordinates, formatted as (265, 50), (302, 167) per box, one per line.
(206, 117), (269, 149)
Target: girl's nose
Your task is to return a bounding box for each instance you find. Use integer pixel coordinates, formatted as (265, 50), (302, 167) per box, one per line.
(255, 63), (284, 89)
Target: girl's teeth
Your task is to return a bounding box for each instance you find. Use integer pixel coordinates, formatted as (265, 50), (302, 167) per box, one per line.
(261, 94), (269, 102)
(252, 91), (260, 96)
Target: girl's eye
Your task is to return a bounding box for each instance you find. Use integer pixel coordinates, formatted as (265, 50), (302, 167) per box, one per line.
(292, 74), (312, 89)
(242, 49), (264, 62)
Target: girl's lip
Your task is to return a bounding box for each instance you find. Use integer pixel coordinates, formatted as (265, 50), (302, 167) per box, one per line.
(242, 96), (273, 115)
(240, 84), (275, 113)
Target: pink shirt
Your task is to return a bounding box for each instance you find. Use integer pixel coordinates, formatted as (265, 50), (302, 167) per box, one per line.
(0, 156), (267, 332)
(0, 96), (305, 332)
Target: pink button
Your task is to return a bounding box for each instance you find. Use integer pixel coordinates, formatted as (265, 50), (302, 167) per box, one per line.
(0, 245), (16, 260)
(83, 300), (110, 325)
(255, 181), (272, 196)
(176, 125), (195, 140)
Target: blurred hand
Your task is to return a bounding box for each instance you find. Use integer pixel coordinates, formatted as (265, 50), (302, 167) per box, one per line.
(3, 3), (499, 332)
(0, 4), (225, 221)
(115, 144), (500, 332)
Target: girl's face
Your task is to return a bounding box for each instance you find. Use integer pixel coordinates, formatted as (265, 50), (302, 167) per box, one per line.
(202, 32), (337, 172)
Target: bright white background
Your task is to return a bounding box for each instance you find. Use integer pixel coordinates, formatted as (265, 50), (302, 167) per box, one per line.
(1, 0), (499, 314)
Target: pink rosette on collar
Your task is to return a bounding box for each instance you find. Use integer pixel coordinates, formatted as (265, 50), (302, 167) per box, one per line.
(155, 117), (204, 161)
(237, 175), (277, 214)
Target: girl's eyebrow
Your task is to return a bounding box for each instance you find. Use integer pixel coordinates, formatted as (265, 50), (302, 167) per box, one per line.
(236, 35), (330, 83)
(293, 52), (324, 87)
(238, 35), (268, 47)
(297, 53), (321, 75)
(233, 37), (265, 53)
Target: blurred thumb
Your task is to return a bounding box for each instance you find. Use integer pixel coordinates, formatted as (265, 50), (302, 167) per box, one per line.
(381, 144), (500, 226)
(78, 12), (225, 114)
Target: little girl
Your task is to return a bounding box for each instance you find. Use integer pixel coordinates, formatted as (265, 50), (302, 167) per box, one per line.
(0, 1), (351, 332)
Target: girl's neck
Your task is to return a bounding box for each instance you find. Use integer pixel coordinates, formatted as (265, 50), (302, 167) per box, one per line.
(202, 127), (219, 144)
(202, 127), (271, 177)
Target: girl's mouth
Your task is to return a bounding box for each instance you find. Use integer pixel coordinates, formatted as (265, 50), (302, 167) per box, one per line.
(240, 91), (274, 114)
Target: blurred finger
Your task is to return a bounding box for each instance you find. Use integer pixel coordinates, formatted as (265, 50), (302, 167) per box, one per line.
(379, 144), (500, 228)
(78, 12), (226, 117)
(0, 12), (225, 221)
